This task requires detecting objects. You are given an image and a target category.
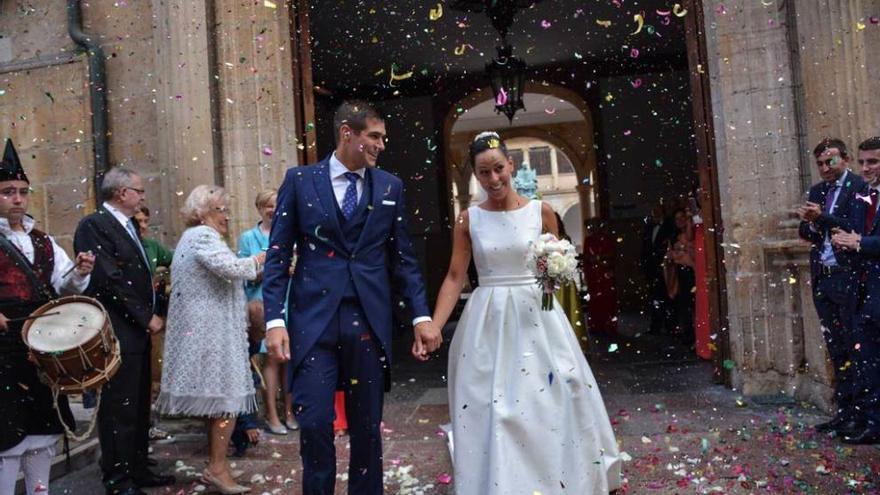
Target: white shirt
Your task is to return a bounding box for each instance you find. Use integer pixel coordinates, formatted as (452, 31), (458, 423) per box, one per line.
(0, 215), (90, 295)
(329, 153), (366, 207)
(102, 201), (133, 231)
(265, 155), (431, 331)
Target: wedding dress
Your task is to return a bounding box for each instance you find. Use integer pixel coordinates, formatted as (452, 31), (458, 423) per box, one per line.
(448, 200), (621, 494)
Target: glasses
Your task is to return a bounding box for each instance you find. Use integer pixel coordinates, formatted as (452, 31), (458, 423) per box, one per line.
(214, 206), (231, 214)
(125, 186), (146, 195)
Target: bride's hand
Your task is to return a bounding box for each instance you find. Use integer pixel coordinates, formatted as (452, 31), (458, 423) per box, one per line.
(412, 321), (442, 361)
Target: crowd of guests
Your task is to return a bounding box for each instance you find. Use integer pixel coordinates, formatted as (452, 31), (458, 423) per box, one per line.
(797, 137), (880, 445)
(0, 144), (353, 493)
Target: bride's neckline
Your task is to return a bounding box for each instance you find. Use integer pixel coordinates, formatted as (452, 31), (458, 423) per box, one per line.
(476, 199), (532, 213)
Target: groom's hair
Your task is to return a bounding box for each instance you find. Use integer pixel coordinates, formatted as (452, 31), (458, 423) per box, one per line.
(334, 100), (383, 144)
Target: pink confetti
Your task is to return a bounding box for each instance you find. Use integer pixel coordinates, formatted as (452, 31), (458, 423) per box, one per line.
(871, 16), (880, 24)
(540, 20), (552, 28)
(437, 472), (453, 484)
(623, 130), (632, 136)
(544, 107), (556, 115)
(630, 48), (640, 58)
(631, 78), (643, 88)
(262, 146), (273, 156)
(495, 87), (508, 106)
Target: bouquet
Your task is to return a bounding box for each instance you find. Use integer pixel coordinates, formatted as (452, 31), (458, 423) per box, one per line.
(527, 233), (579, 311)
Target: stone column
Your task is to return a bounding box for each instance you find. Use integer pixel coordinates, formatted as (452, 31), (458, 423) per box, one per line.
(150, 0), (220, 235)
(702, 0), (825, 403)
(213, 0), (299, 239)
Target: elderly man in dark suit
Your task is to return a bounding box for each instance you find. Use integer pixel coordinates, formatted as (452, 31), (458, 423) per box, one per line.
(797, 138), (866, 436)
(74, 167), (174, 495)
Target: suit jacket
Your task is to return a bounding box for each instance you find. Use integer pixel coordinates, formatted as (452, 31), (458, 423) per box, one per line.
(640, 217), (673, 279)
(263, 158), (430, 369)
(798, 171), (866, 282)
(74, 206), (154, 354)
(847, 183), (880, 320)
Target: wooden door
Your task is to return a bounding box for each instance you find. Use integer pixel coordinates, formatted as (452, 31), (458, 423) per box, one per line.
(289, 0), (317, 165)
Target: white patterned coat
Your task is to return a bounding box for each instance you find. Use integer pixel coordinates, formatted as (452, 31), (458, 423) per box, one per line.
(156, 225), (259, 417)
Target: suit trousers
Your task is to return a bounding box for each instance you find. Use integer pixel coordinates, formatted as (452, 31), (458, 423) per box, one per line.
(851, 314), (880, 426)
(812, 270), (859, 416)
(292, 298), (386, 495)
(98, 349), (152, 491)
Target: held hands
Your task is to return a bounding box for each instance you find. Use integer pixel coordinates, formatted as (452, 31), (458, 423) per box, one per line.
(147, 315), (165, 335)
(74, 251), (96, 276)
(411, 321), (443, 361)
(796, 202), (822, 222)
(267, 326), (291, 362)
(253, 252), (267, 266)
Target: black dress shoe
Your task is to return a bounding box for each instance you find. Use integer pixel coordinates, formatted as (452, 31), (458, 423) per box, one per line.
(834, 418), (866, 437)
(814, 415), (847, 432)
(842, 427), (880, 444)
(133, 470), (176, 488)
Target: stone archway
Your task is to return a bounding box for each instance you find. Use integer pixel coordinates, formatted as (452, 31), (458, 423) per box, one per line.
(443, 83), (598, 225)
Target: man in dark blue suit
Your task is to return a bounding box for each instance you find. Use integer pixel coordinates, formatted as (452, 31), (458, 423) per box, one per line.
(798, 138), (866, 435)
(262, 100), (443, 494)
(830, 136), (880, 444)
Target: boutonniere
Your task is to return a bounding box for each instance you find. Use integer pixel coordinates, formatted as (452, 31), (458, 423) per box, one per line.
(856, 193), (873, 204)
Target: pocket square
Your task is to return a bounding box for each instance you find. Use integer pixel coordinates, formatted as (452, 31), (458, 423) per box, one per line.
(382, 200), (396, 206)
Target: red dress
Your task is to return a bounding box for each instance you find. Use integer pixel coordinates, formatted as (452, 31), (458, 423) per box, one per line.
(583, 231), (618, 335)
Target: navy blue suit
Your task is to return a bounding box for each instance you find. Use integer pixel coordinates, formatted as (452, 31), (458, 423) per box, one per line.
(798, 171), (865, 417)
(263, 157), (429, 494)
(845, 184), (880, 427)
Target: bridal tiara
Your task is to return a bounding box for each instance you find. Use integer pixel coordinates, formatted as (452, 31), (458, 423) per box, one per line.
(473, 131), (500, 142)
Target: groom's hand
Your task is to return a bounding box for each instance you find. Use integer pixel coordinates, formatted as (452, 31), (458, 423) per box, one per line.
(267, 326), (291, 362)
(412, 321), (442, 361)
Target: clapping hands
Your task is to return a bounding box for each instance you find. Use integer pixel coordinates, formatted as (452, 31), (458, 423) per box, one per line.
(797, 202), (822, 222)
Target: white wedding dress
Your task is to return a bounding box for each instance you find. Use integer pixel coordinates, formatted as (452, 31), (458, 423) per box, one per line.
(448, 200), (622, 494)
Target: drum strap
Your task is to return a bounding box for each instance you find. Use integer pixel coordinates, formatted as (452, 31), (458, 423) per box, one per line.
(0, 234), (56, 301)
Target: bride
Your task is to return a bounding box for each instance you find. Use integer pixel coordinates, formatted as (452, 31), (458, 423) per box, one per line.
(432, 132), (622, 494)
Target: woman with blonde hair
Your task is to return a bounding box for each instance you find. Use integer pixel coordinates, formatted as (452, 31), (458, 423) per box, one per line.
(157, 185), (265, 494)
(237, 189), (298, 434)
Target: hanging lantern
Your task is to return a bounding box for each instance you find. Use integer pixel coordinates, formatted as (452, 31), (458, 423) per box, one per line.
(486, 44), (527, 123)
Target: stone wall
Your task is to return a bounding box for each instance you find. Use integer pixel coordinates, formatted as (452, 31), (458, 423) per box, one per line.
(702, 0), (880, 409)
(0, 0), (299, 249)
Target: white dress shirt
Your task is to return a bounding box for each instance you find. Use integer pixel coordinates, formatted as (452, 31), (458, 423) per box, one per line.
(265, 155), (431, 331)
(0, 215), (89, 295)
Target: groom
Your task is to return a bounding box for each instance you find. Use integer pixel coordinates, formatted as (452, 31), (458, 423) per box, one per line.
(263, 100), (442, 494)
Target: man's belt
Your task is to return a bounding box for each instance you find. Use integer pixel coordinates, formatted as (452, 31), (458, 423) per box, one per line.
(819, 264), (848, 276)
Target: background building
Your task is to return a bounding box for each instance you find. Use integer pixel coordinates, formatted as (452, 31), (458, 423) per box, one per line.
(2, 0), (879, 411)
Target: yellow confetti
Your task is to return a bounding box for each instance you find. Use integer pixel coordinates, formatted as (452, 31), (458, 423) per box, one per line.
(632, 13), (644, 35)
(263, 0), (276, 8)
(429, 3), (443, 21)
(857, 21), (867, 31)
(673, 3), (688, 17)
(596, 19), (612, 28)
(389, 66), (414, 86)
(454, 44), (468, 56)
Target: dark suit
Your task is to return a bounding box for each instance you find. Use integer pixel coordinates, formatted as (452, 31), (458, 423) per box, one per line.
(844, 184), (880, 428)
(74, 206), (155, 492)
(640, 216), (673, 333)
(263, 158), (429, 495)
(798, 171), (865, 417)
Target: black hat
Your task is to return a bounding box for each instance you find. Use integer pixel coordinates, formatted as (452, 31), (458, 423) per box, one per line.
(0, 139), (28, 183)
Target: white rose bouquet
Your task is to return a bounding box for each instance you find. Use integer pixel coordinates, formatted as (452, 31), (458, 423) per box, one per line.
(527, 233), (579, 311)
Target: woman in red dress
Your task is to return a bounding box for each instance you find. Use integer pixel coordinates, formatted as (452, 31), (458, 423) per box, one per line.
(582, 219), (619, 335)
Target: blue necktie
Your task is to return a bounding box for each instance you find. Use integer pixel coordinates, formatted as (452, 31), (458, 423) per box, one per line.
(341, 172), (360, 220)
(824, 183), (839, 213)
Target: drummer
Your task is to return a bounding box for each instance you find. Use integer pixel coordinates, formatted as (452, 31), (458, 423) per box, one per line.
(0, 138), (95, 495)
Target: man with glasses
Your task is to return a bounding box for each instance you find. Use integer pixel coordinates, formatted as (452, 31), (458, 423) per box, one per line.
(74, 167), (174, 495)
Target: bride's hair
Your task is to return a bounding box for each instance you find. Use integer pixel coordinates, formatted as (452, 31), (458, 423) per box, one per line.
(469, 131), (509, 165)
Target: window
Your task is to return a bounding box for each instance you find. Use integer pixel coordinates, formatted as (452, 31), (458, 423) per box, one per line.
(530, 146), (552, 176)
(556, 150), (575, 174)
(508, 149), (525, 172)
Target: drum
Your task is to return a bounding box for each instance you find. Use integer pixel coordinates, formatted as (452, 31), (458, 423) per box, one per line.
(21, 295), (121, 394)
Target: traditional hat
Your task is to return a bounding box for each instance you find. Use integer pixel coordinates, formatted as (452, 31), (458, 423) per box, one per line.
(0, 139), (28, 183)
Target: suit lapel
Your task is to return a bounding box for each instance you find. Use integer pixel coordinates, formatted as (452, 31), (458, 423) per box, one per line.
(353, 168), (381, 250)
(312, 161), (346, 248)
(98, 207), (150, 274)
